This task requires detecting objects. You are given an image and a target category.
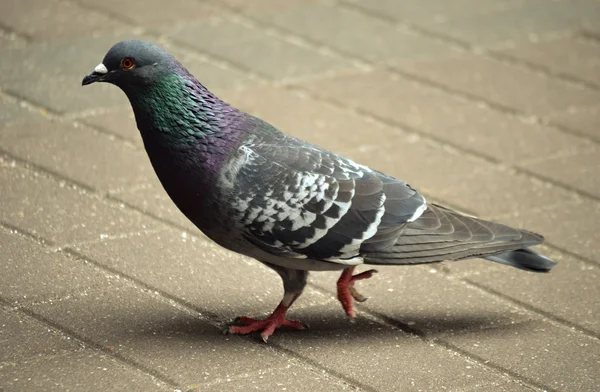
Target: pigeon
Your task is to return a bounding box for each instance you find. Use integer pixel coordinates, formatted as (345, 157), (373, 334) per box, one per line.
(82, 40), (556, 342)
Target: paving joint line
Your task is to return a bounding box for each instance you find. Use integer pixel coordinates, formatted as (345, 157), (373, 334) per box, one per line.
(0, 22), (32, 43)
(61, 247), (223, 322)
(307, 281), (548, 392)
(581, 29), (600, 43)
(0, 87), (69, 116)
(549, 120), (600, 143)
(0, 221), (56, 248)
(432, 339), (554, 392)
(0, 345), (89, 369)
(105, 193), (198, 233)
(0, 148), (95, 193)
(182, 364), (366, 392)
(387, 67), (600, 145)
(486, 51), (600, 91)
(72, 118), (141, 148)
(0, 88), (143, 149)
(516, 166), (600, 204)
(62, 227), (168, 251)
(0, 149), (195, 235)
(462, 278), (600, 341)
(338, 0), (600, 92)
(544, 244), (599, 269)
(64, 0), (142, 30)
(266, 344), (378, 392)
(0, 295), (180, 390)
(390, 66), (600, 147)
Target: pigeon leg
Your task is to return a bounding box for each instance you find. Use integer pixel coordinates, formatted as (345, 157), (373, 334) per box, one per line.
(226, 292), (306, 342)
(337, 267), (378, 318)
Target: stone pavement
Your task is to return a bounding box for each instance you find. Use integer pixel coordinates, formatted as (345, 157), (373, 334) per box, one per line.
(1, 0), (599, 390)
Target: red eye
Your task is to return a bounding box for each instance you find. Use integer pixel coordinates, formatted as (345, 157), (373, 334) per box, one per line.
(120, 57), (135, 70)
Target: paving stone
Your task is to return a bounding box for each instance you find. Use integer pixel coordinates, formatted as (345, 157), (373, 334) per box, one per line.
(0, 118), (155, 192)
(299, 68), (591, 164)
(76, 0), (218, 27)
(460, 381), (537, 392)
(108, 177), (198, 232)
(220, 0), (323, 13)
(344, 0), (527, 26)
(547, 105), (600, 141)
(448, 247), (600, 335)
(73, 228), (333, 320)
(276, 305), (522, 392)
(0, 34), (134, 82)
(0, 33), (141, 113)
(420, 0), (600, 47)
(492, 200), (600, 263)
(76, 106), (142, 146)
(0, 231), (123, 304)
(309, 265), (538, 337)
(197, 367), (353, 392)
(398, 53), (600, 116)
(342, 132), (579, 217)
(29, 282), (314, 387)
(0, 30), (27, 49)
(161, 19), (353, 80)
(225, 84), (404, 155)
(431, 166), (581, 218)
(154, 48), (258, 94)
(0, 0), (126, 42)
(0, 349), (170, 392)
(0, 96), (45, 125)
(498, 36), (600, 86)
(442, 321), (600, 391)
(524, 148), (600, 199)
(0, 166), (159, 246)
(255, 3), (453, 64)
(0, 306), (82, 362)
(338, 137), (486, 211)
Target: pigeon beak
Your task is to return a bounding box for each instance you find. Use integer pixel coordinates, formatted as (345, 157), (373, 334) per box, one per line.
(82, 63), (108, 86)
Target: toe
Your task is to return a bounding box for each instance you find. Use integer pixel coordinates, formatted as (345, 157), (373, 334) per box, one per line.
(349, 286), (368, 302)
(282, 319), (308, 330)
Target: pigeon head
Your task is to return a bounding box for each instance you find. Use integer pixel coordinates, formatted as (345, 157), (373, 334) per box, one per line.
(82, 40), (179, 90)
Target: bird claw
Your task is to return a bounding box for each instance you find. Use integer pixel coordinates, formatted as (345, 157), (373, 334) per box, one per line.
(349, 286), (368, 302)
(337, 268), (378, 318)
(224, 314), (307, 342)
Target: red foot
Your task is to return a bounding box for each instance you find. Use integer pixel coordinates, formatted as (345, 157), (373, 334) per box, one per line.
(225, 303), (306, 342)
(337, 267), (378, 318)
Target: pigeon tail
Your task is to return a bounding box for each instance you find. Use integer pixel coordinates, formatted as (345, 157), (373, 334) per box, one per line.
(484, 248), (556, 272)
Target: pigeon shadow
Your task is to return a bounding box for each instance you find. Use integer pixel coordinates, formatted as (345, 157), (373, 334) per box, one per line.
(118, 305), (531, 346)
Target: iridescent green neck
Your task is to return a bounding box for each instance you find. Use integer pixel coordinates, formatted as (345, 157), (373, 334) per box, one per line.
(125, 73), (223, 144)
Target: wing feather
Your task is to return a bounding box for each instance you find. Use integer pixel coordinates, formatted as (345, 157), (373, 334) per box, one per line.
(221, 123), (426, 264)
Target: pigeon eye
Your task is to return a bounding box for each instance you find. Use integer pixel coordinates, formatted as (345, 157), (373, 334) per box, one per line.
(120, 57), (135, 70)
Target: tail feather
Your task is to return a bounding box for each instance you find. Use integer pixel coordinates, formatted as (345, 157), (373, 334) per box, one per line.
(362, 203), (556, 272)
(484, 248), (556, 272)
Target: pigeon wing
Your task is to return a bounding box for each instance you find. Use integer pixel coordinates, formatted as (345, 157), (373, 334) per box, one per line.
(221, 130), (426, 264)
